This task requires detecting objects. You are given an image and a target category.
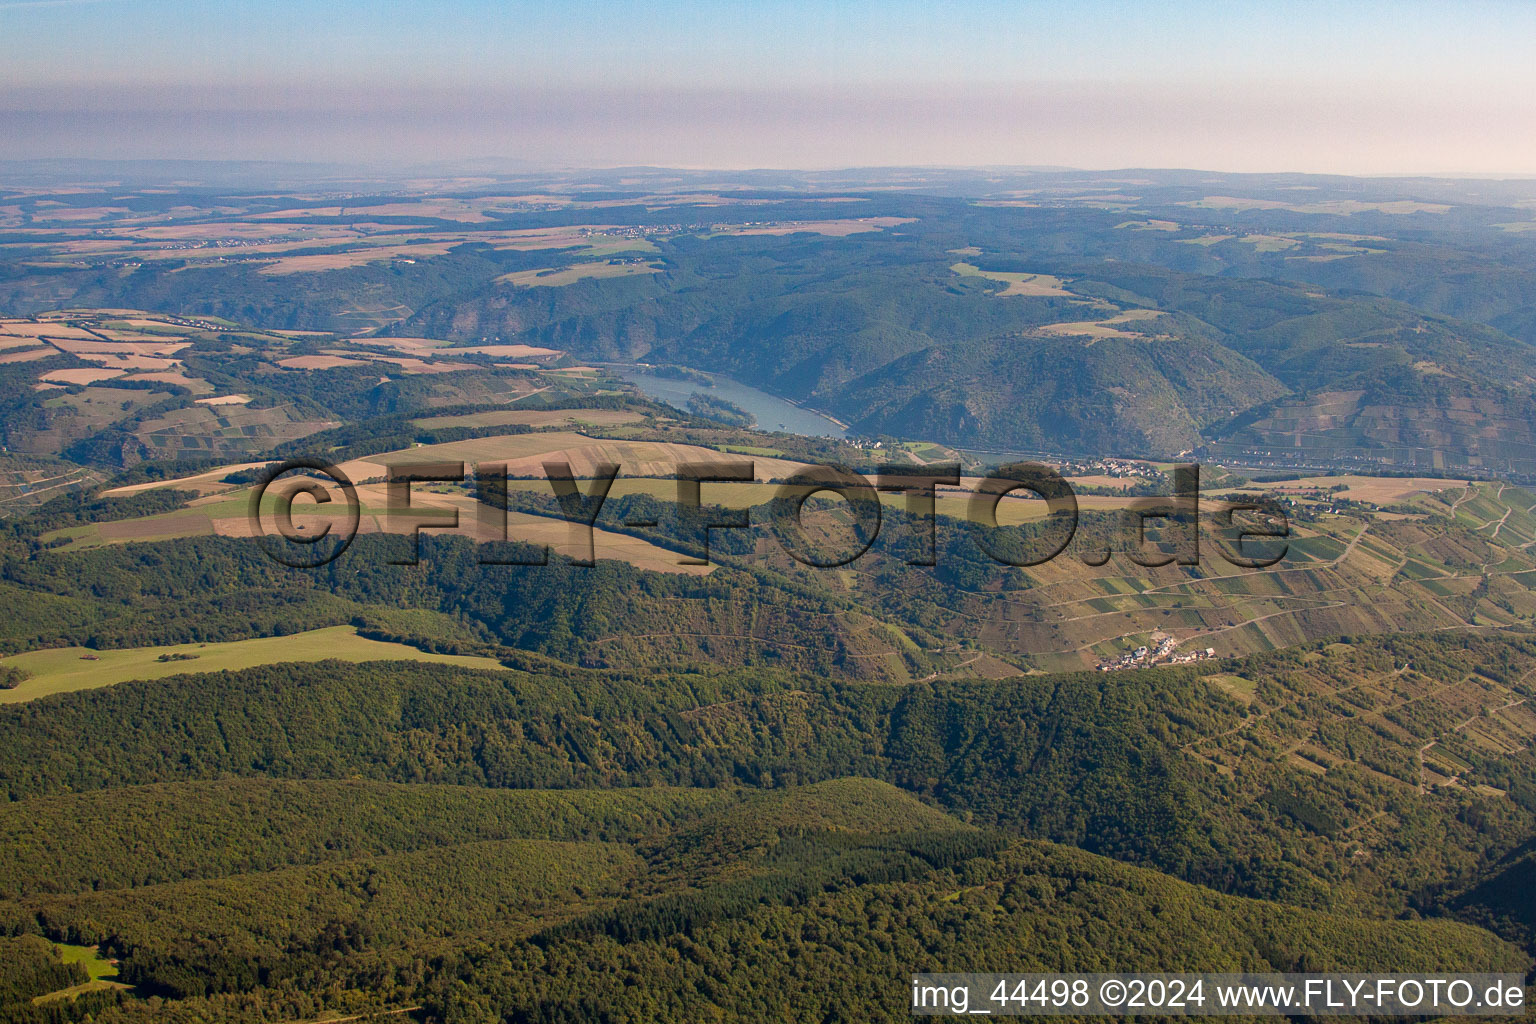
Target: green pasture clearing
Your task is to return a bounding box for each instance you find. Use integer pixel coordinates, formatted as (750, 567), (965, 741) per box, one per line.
(56, 943), (118, 982)
(0, 625), (505, 704)
(31, 942), (129, 1004)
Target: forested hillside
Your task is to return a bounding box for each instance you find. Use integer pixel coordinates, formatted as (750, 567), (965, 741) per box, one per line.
(1, 630), (1533, 1020)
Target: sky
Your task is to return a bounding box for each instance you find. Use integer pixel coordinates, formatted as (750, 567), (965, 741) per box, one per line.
(2, 0), (1535, 174)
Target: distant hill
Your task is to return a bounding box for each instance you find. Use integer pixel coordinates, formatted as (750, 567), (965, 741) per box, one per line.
(5, 172), (1536, 470)
(390, 235), (1536, 468)
(838, 327), (1286, 454)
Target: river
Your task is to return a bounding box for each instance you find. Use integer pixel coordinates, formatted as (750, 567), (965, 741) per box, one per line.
(603, 365), (848, 439)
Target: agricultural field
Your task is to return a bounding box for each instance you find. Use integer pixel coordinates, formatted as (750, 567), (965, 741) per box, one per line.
(497, 260), (664, 287)
(711, 216), (915, 236)
(0, 625), (508, 703)
(57, 474), (715, 574)
(950, 261), (1076, 296)
(1180, 196), (1454, 215)
(1209, 475), (1466, 504)
(0, 308), (591, 470)
(1035, 307), (1168, 341)
(411, 409), (642, 431)
(330, 431), (810, 482)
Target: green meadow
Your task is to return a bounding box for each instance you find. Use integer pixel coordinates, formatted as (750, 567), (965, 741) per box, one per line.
(0, 625), (505, 703)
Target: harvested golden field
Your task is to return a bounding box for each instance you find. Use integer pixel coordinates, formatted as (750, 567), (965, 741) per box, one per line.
(0, 322), (101, 341)
(195, 394), (252, 406)
(38, 367), (124, 384)
(498, 261), (663, 287)
(122, 370), (212, 390)
(46, 337), (188, 355)
(74, 353), (180, 370)
(277, 354), (368, 370)
(950, 262), (1075, 297)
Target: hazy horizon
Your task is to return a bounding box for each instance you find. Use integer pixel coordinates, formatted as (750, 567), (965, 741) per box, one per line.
(5, 0), (1536, 175)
